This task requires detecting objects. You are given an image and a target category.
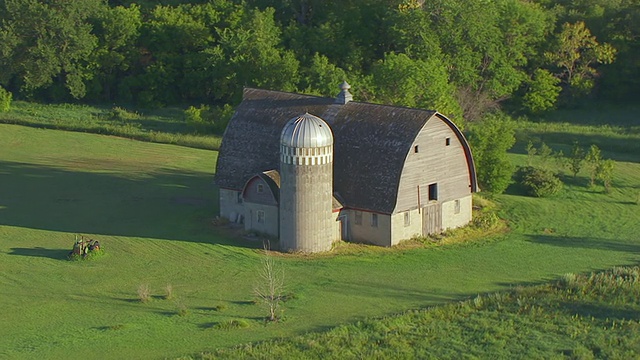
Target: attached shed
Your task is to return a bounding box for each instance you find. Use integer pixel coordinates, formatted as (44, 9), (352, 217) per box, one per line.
(215, 84), (477, 251)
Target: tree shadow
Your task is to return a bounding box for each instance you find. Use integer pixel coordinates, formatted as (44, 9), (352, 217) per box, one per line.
(0, 160), (257, 248)
(8, 247), (70, 260)
(525, 234), (640, 253)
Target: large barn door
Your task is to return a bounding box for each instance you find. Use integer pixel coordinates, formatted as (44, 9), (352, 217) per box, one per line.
(422, 203), (442, 235)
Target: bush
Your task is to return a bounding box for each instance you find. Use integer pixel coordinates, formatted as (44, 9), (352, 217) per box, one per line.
(107, 106), (141, 121)
(0, 86), (12, 112)
(214, 319), (250, 330)
(517, 166), (563, 197)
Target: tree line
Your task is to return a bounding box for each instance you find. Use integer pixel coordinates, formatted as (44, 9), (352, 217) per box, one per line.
(0, 0), (638, 121)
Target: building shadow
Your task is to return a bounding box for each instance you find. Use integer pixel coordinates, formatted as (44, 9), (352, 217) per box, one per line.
(0, 160), (257, 248)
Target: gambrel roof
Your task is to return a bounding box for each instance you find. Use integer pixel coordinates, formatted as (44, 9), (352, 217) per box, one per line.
(215, 88), (477, 214)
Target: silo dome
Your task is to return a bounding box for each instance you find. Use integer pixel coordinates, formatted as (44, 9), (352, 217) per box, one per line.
(280, 113), (333, 148)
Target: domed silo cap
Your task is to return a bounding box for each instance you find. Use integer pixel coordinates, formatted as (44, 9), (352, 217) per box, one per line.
(280, 113), (333, 148)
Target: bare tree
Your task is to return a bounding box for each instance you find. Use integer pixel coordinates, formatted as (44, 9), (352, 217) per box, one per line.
(254, 243), (285, 322)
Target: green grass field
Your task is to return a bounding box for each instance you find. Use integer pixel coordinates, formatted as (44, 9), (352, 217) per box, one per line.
(0, 109), (638, 359)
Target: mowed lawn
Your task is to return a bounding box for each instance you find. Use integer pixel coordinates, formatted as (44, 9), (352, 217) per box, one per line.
(0, 123), (639, 359)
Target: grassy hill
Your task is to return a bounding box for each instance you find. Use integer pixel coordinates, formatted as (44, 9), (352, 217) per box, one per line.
(0, 109), (638, 359)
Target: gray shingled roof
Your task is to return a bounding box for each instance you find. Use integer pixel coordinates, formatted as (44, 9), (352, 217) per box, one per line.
(215, 88), (470, 214)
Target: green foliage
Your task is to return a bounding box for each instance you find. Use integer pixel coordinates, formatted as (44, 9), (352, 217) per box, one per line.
(209, 266), (640, 359)
(467, 112), (516, 193)
(545, 21), (617, 100)
(0, 86), (12, 112)
(0, 0), (105, 99)
(370, 52), (462, 120)
(517, 166), (564, 197)
(596, 159), (615, 193)
(585, 144), (602, 187)
(523, 69), (561, 113)
(184, 105), (211, 133)
(0, 101), (223, 150)
(568, 141), (585, 178)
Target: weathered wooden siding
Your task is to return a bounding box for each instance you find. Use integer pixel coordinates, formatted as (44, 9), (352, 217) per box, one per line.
(347, 209), (391, 246)
(441, 195), (472, 231)
(243, 177), (278, 206)
(394, 115), (472, 213)
(422, 203), (443, 235)
(219, 188), (244, 222)
(244, 203), (279, 237)
(390, 209), (422, 246)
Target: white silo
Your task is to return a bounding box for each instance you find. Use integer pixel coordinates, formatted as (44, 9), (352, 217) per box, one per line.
(279, 113), (334, 252)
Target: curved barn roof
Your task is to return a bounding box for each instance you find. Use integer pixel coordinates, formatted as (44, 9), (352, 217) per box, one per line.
(215, 88), (476, 214)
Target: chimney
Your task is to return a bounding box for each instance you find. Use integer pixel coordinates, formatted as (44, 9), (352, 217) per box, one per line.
(335, 81), (353, 104)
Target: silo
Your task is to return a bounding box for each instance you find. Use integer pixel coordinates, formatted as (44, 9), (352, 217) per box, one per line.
(279, 113), (334, 252)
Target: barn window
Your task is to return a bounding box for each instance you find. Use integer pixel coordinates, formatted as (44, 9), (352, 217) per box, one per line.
(446, 137), (451, 146)
(404, 212), (410, 227)
(454, 199), (460, 214)
(257, 210), (265, 224)
(428, 183), (438, 201)
(236, 192), (242, 203)
(414, 145), (419, 153)
(257, 184), (264, 193)
(355, 211), (362, 225)
(371, 213), (378, 227)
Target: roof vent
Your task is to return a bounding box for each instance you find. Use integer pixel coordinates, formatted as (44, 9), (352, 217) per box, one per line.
(335, 81), (353, 104)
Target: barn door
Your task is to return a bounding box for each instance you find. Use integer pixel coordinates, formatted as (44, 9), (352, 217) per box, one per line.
(422, 203), (442, 235)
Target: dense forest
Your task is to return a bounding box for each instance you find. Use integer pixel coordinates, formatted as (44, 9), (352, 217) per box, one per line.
(0, 0), (638, 122)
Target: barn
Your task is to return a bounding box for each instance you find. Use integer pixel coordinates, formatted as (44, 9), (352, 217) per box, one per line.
(215, 83), (477, 252)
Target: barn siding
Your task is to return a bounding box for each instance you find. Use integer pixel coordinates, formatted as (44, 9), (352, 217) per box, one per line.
(244, 203), (279, 237)
(395, 116), (472, 213)
(219, 188), (244, 222)
(390, 209), (422, 246)
(347, 209), (391, 246)
(441, 195), (472, 231)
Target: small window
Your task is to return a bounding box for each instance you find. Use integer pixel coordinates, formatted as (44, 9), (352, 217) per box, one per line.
(428, 183), (438, 201)
(414, 145), (419, 153)
(257, 183), (264, 193)
(446, 137), (451, 146)
(454, 199), (461, 214)
(236, 192), (243, 203)
(404, 212), (410, 227)
(371, 213), (378, 227)
(355, 211), (362, 225)
(257, 210), (265, 224)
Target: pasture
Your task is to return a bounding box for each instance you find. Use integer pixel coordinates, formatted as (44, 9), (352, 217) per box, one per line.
(0, 112), (639, 359)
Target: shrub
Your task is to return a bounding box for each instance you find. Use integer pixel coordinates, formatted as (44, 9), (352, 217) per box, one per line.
(472, 211), (500, 230)
(164, 284), (174, 300)
(517, 166), (563, 197)
(214, 319), (250, 330)
(0, 86), (12, 112)
(107, 106), (141, 121)
(137, 284), (151, 303)
(184, 105), (211, 133)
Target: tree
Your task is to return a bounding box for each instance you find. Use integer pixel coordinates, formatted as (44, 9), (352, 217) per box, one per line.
(585, 144), (602, 187)
(545, 21), (616, 99)
(370, 52), (462, 121)
(0, 0), (105, 99)
(567, 141), (585, 179)
(523, 69), (561, 113)
(254, 244), (285, 322)
(596, 159), (615, 193)
(467, 112), (516, 194)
